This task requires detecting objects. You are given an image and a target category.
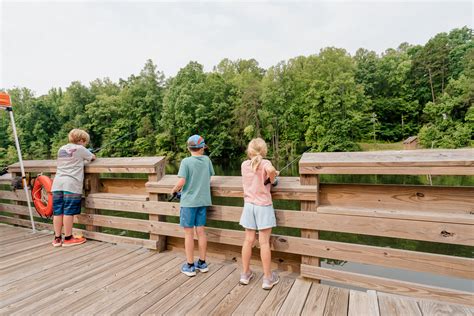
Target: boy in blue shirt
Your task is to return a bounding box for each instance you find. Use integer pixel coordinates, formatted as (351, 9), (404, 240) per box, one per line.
(171, 134), (215, 276)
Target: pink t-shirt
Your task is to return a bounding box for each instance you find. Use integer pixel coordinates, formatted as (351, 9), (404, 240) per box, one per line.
(241, 159), (272, 206)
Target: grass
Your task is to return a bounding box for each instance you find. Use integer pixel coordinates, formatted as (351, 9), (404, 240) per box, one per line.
(357, 141), (404, 151)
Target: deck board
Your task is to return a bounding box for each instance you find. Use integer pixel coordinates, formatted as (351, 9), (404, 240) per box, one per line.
(0, 224), (472, 315)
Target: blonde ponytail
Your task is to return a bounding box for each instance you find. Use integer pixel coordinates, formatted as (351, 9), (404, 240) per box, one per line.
(247, 138), (268, 172)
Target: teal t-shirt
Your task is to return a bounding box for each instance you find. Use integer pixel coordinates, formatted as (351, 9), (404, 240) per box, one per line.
(178, 155), (215, 207)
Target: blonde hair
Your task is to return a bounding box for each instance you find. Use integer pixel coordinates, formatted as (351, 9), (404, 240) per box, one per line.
(247, 138), (268, 172)
(68, 129), (90, 145)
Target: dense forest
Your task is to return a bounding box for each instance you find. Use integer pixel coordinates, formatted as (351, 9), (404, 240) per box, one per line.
(1, 27), (472, 166)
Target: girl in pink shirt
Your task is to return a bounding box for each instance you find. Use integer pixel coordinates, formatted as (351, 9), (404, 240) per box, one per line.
(239, 138), (280, 290)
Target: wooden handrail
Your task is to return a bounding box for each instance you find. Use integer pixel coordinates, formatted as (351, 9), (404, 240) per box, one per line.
(299, 149), (474, 175)
(7, 157), (166, 174)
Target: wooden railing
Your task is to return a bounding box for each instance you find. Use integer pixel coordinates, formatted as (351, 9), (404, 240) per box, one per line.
(0, 149), (472, 306)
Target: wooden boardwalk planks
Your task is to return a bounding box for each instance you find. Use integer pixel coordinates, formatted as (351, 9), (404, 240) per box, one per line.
(1, 224), (472, 316)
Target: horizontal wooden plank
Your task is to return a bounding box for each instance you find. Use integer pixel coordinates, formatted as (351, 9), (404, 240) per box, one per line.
(73, 229), (157, 249)
(0, 190), (28, 202)
(71, 213), (473, 279)
(300, 265), (474, 306)
(87, 193), (149, 202)
(100, 179), (148, 195)
(317, 206), (474, 225)
(0, 214), (155, 249)
(0, 215), (53, 231)
(146, 175), (318, 201)
(300, 166), (474, 175)
(299, 149), (474, 168)
(8, 157), (165, 174)
(83, 198), (474, 246)
(320, 184), (474, 214)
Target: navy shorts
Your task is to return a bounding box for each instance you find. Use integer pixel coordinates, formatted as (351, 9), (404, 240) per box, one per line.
(53, 191), (82, 216)
(180, 206), (207, 228)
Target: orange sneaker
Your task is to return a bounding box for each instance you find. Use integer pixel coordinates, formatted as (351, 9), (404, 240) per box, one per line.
(52, 236), (62, 247)
(62, 236), (86, 247)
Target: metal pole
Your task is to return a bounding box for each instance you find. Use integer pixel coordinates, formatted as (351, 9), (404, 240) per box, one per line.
(7, 107), (36, 232)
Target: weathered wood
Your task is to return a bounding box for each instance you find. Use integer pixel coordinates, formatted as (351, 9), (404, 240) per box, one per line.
(377, 292), (422, 315)
(84, 173), (100, 232)
(300, 166), (474, 175)
(232, 271), (272, 315)
(317, 206), (474, 225)
(23, 251), (163, 315)
(146, 175), (318, 201)
(148, 160), (167, 252)
(299, 149), (474, 175)
(348, 290), (370, 316)
(75, 229), (157, 249)
(142, 264), (224, 313)
(301, 265), (474, 306)
(300, 283), (330, 316)
(319, 184), (474, 215)
(75, 214), (474, 278)
(323, 287), (350, 316)
(164, 264), (237, 315)
(300, 173), (320, 270)
(68, 253), (176, 314)
(8, 157), (166, 174)
(1, 248), (142, 313)
(209, 273), (264, 316)
(86, 192), (149, 201)
(277, 278), (312, 315)
(255, 276), (295, 316)
(367, 290), (381, 316)
(418, 298), (473, 315)
(83, 198), (474, 246)
(100, 178), (148, 194)
(179, 268), (242, 315)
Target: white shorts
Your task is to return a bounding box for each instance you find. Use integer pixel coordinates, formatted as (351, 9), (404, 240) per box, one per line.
(239, 202), (276, 231)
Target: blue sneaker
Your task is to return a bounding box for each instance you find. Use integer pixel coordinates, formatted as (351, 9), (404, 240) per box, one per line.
(194, 260), (209, 273)
(181, 263), (196, 277)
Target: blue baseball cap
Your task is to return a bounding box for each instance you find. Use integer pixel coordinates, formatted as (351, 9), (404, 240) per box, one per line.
(187, 134), (207, 149)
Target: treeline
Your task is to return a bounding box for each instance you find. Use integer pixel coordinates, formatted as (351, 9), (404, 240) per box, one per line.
(1, 27), (472, 166)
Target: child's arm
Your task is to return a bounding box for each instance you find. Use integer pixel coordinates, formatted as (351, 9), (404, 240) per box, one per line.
(264, 163), (279, 184)
(171, 177), (185, 194)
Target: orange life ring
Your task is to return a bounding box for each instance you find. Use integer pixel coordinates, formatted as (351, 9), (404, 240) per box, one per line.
(32, 175), (53, 218)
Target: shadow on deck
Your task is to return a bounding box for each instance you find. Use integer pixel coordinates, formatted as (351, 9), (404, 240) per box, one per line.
(1, 225), (472, 315)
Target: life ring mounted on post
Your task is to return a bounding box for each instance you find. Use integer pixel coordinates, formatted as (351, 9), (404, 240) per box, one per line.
(31, 175), (53, 218)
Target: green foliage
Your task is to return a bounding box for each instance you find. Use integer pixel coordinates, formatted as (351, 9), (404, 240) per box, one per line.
(1, 27), (472, 167)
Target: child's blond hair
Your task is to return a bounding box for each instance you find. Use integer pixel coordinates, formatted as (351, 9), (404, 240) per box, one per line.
(247, 138), (268, 172)
(68, 129), (90, 145)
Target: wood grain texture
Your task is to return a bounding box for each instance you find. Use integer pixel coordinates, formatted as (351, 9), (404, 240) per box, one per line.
(319, 184), (474, 214)
(299, 149), (474, 175)
(7, 157), (165, 174)
(301, 265), (474, 306)
(146, 175), (318, 201)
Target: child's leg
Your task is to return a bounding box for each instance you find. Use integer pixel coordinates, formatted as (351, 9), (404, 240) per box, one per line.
(242, 229), (256, 273)
(63, 215), (74, 236)
(53, 215), (63, 237)
(184, 227), (195, 264)
(258, 228), (272, 278)
(195, 226), (207, 261)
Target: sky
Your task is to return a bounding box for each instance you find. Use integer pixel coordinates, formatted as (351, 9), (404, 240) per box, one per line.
(0, 0), (472, 96)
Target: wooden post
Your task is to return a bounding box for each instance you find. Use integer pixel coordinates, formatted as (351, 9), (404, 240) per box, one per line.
(300, 173), (320, 281)
(148, 160), (166, 252)
(84, 173), (100, 232)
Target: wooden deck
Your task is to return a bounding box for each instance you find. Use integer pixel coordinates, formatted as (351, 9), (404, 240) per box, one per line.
(1, 225), (472, 315)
